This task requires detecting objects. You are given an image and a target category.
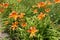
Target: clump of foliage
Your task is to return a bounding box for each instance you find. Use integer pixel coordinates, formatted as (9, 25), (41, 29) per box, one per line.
(0, 0), (60, 40)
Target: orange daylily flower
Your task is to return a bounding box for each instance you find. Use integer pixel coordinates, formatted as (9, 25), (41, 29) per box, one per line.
(17, 0), (22, 2)
(37, 2), (46, 8)
(21, 22), (27, 28)
(45, 0), (52, 5)
(54, 0), (60, 3)
(27, 27), (38, 37)
(0, 8), (4, 13)
(9, 11), (18, 20)
(47, 1), (52, 5)
(45, 8), (50, 13)
(11, 22), (18, 30)
(33, 9), (38, 14)
(0, 4), (3, 7)
(18, 13), (25, 18)
(37, 12), (46, 20)
(3, 3), (9, 8)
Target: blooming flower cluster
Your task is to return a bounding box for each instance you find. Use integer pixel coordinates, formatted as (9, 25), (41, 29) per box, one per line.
(1, 0), (60, 40)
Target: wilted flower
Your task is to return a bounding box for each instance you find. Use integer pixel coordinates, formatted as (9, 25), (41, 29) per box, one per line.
(9, 11), (18, 20)
(27, 27), (38, 37)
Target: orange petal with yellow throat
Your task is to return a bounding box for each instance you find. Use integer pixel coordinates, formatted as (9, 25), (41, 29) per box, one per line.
(9, 11), (18, 20)
(3, 3), (9, 8)
(54, 0), (60, 3)
(37, 2), (46, 8)
(37, 12), (46, 20)
(21, 22), (27, 28)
